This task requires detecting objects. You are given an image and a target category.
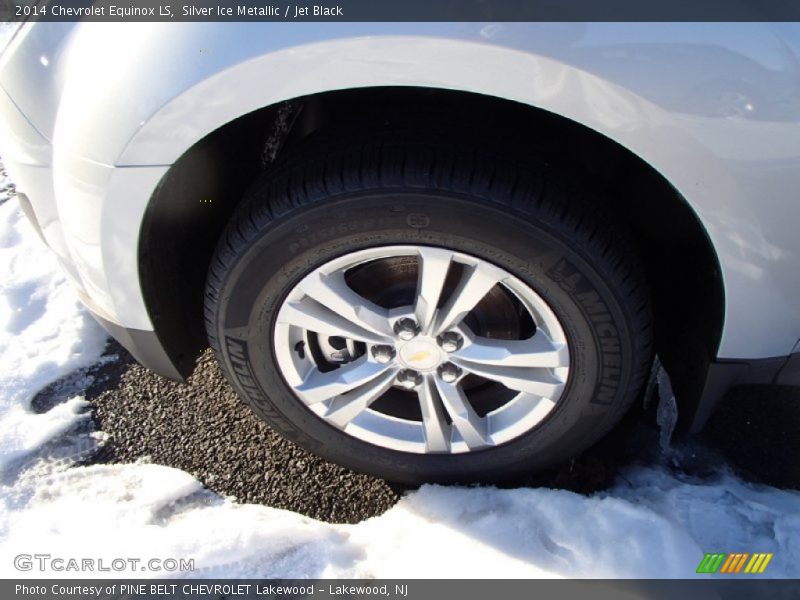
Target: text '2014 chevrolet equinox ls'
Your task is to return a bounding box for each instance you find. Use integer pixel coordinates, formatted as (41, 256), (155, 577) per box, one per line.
(1, 22), (799, 483)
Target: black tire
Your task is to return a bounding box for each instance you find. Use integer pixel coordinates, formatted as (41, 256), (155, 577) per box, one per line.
(205, 132), (653, 484)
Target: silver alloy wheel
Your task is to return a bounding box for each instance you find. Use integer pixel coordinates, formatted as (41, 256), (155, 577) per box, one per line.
(273, 245), (570, 454)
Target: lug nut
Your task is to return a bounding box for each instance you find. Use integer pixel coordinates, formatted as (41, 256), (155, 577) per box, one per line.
(371, 345), (396, 364)
(438, 363), (462, 383)
(394, 318), (420, 341)
(438, 331), (463, 352)
(396, 369), (423, 389)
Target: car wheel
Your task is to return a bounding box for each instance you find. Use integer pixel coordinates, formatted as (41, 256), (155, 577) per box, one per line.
(205, 133), (653, 484)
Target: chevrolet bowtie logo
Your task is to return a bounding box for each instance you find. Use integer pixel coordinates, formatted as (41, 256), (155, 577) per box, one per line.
(407, 351), (432, 363)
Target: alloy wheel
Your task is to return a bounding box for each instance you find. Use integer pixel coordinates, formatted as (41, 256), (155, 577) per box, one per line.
(273, 245), (570, 454)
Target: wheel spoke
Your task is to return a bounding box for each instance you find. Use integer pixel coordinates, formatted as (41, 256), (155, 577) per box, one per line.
(413, 247), (453, 334)
(277, 298), (388, 344)
(324, 369), (398, 427)
(454, 333), (568, 368)
(299, 271), (393, 339)
(433, 261), (506, 335)
(451, 360), (564, 398)
(274, 244), (572, 455)
(434, 379), (491, 449)
(417, 377), (451, 452)
(294, 356), (391, 404)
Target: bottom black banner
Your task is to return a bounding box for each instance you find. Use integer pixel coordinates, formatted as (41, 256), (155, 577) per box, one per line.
(4, 579), (800, 600)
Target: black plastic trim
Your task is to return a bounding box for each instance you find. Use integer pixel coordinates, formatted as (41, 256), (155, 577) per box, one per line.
(89, 312), (186, 382)
(775, 348), (800, 387)
(689, 354), (797, 433)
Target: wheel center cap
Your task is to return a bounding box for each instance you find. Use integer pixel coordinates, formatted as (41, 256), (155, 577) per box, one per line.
(397, 338), (443, 371)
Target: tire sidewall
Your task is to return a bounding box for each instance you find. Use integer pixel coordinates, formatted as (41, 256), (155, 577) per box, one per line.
(214, 192), (636, 482)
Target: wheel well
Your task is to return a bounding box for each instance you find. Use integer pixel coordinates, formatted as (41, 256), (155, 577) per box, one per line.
(139, 87), (723, 427)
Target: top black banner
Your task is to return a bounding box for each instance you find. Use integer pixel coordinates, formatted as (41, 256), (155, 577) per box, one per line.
(4, 0), (800, 22)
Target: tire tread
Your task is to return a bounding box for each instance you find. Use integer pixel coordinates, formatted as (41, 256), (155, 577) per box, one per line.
(204, 129), (654, 479)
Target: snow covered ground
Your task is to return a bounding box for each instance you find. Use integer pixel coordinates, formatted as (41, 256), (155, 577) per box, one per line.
(0, 186), (799, 579)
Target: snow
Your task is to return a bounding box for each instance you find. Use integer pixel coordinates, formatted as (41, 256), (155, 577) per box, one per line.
(0, 185), (799, 579)
(0, 194), (108, 473)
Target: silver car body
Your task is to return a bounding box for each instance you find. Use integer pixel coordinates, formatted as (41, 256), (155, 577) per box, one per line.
(1, 22), (799, 419)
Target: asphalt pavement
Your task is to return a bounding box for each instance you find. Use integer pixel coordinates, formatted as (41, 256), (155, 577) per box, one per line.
(31, 340), (800, 524)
